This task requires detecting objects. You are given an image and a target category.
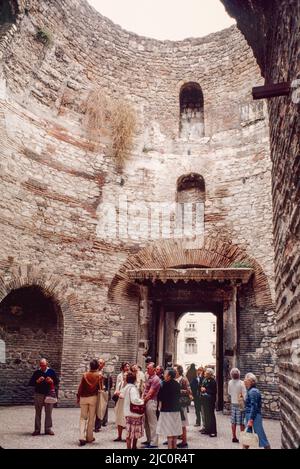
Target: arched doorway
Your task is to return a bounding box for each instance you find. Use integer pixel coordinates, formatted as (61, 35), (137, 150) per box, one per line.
(109, 237), (279, 416)
(0, 285), (63, 404)
(175, 311), (222, 407)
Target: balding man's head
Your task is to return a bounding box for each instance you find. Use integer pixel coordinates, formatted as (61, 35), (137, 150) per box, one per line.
(39, 358), (48, 372)
(98, 358), (105, 370)
(147, 362), (156, 376)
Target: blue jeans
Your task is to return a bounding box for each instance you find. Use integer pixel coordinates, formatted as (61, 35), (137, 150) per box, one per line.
(245, 412), (270, 447)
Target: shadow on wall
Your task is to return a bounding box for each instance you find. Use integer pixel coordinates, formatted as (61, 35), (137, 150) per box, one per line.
(0, 285), (63, 404)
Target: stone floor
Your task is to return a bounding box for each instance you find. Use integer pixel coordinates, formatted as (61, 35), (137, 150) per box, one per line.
(0, 405), (282, 449)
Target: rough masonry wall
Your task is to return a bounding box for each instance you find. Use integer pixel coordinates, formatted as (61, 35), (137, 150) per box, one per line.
(223, 0), (300, 448)
(0, 0), (277, 410)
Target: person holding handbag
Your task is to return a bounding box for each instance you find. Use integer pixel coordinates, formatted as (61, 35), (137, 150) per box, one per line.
(174, 364), (192, 448)
(228, 368), (247, 443)
(28, 358), (59, 436)
(120, 371), (145, 449)
(242, 373), (271, 449)
(77, 359), (102, 446)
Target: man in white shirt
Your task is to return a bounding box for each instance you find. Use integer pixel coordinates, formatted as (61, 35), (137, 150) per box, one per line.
(228, 368), (247, 443)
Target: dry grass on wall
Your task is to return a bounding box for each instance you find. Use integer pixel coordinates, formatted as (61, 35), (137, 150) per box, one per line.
(84, 89), (109, 138)
(85, 88), (136, 170)
(110, 101), (136, 170)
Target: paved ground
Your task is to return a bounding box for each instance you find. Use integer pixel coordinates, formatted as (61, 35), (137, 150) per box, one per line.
(0, 405), (281, 449)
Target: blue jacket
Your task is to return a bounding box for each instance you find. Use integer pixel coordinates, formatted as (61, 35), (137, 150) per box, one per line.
(28, 368), (59, 395)
(245, 385), (262, 420)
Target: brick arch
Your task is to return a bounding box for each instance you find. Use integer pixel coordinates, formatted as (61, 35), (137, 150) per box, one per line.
(108, 237), (273, 309)
(0, 262), (84, 405)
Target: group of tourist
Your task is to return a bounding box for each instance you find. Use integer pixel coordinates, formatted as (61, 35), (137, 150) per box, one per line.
(112, 361), (193, 449)
(28, 358), (271, 449)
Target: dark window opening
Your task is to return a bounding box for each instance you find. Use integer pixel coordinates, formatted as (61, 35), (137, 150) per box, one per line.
(179, 82), (204, 138)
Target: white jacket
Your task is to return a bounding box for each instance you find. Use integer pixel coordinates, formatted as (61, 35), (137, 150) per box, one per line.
(120, 383), (144, 418)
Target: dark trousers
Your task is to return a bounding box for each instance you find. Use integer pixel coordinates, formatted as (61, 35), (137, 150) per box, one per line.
(194, 396), (201, 425)
(202, 395), (217, 434)
(34, 393), (53, 433)
(94, 403), (108, 430)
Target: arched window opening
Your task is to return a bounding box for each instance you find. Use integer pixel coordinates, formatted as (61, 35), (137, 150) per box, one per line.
(0, 285), (63, 404)
(179, 82), (204, 139)
(177, 173), (205, 202)
(175, 173), (205, 238)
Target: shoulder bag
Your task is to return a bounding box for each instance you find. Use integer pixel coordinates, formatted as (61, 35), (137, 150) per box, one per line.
(129, 388), (145, 415)
(97, 374), (109, 420)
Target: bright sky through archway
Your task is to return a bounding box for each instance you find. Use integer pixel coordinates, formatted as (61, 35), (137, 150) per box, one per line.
(87, 0), (236, 40)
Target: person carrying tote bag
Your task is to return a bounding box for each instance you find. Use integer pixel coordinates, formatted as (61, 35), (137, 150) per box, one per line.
(97, 375), (108, 421)
(240, 426), (259, 448)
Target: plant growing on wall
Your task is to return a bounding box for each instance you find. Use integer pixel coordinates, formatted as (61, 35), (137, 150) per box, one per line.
(230, 261), (253, 268)
(85, 88), (136, 170)
(36, 28), (53, 46)
(85, 89), (108, 134)
(110, 101), (136, 170)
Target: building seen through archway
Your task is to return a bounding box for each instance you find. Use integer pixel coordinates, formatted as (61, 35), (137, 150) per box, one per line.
(176, 312), (216, 373)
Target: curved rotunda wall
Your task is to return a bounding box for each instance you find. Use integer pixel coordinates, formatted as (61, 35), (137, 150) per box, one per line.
(0, 0), (277, 412)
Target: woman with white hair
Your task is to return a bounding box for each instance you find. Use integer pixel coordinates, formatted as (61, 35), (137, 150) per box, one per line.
(200, 368), (217, 437)
(228, 368), (246, 443)
(243, 373), (271, 449)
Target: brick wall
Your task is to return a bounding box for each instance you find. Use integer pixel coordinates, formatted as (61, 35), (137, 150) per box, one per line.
(222, 0), (300, 449)
(0, 0), (277, 413)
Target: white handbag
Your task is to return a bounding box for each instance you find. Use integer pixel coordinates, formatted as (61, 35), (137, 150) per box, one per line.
(240, 426), (259, 448)
(44, 395), (58, 404)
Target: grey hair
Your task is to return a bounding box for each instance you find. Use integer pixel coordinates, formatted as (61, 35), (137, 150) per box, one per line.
(230, 368), (240, 378)
(205, 368), (215, 377)
(245, 372), (257, 384)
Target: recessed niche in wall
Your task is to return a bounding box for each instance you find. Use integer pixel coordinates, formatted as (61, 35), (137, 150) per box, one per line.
(179, 82), (204, 139)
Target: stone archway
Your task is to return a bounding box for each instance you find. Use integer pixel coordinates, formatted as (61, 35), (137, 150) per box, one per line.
(0, 262), (84, 406)
(108, 237), (273, 307)
(108, 236), (279, 416)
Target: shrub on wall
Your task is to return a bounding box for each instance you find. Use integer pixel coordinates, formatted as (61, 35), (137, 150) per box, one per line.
(85, 88), (136, 170)
(110, 101), (136, 169)
(36, 28), (53, 46)
(85, 89), (108, 134)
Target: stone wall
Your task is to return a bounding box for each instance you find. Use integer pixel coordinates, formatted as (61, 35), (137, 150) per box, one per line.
(0, 0), (278, 414)
(222, 0), (300, 449)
